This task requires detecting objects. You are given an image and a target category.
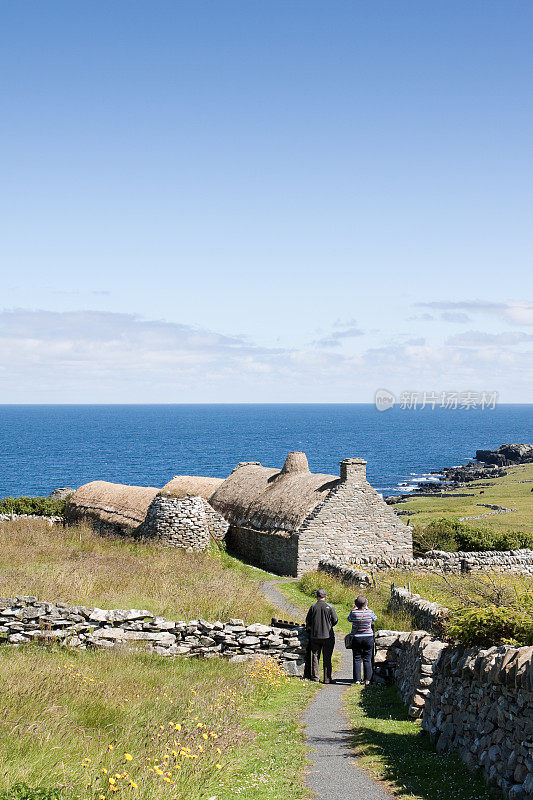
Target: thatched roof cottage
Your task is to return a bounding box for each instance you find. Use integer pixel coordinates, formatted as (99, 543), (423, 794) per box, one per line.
(210, 452), (412, 576)
(65, 480), (160, 533)
(66, 476), (228, 547)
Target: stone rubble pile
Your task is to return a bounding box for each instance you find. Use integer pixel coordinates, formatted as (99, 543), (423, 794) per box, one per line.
(0, 596), (307, 675)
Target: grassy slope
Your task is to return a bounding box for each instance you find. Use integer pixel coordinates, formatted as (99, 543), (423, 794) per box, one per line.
(0, 519), (276, 624)
(398, 463), (533, 535)
(0, 519), (322, 798)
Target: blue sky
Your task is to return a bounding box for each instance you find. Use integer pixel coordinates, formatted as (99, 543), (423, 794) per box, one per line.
(1, 1), (532, 402)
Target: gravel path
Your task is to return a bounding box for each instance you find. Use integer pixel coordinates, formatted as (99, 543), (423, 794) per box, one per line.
(263, 580), (391, 800)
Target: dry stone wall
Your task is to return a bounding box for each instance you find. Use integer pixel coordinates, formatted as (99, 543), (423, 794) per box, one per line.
(388, 585), (448, 635)
(423, 645), (533, 800)
(138, 495), (228, 550)
(374, 629), (533, 799)
(374, 629), (447, 718)
(328, 548), (533, 575)
(0, 595), (307, 675)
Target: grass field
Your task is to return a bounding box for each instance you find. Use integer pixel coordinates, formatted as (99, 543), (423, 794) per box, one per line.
(398, 463), (533, 535)
(0, 518), (323, 799)
(0, 518), (275, 624)
(0, 645), (317, 800)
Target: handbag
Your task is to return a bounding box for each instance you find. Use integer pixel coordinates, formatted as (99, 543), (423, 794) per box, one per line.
(344, 633), (354, 649)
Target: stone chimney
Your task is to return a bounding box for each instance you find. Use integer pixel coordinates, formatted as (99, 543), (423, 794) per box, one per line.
(339, 457), (367, 484)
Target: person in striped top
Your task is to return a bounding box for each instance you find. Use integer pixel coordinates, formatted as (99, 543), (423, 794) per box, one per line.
(347, 595), (377, 685)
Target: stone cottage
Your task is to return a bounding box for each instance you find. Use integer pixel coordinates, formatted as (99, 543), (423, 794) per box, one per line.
(209, 451), (413, 576)
(66, 476), (228, 549)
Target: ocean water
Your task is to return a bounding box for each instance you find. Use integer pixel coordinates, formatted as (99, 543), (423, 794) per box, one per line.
(0, 404), (531, 498)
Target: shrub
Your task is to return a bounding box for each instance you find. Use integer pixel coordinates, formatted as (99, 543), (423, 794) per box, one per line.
(446, 595), (533, 647)
(0, 497), (67, 517)
(412, 518), (533, 555)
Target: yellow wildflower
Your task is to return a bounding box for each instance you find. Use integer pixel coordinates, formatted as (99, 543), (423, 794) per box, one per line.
(128, 781), (138, 789)
(124, 753), (133, 761)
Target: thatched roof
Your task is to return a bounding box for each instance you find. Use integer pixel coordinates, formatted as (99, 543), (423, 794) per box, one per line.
(160, 476), (224, 500)
(210, 452), (339, 532)
(66, 481), (159, 530)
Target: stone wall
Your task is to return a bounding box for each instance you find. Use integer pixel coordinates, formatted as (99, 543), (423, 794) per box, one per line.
(318, 559), (372, 587)
(330, 548), (533, 576)
(0, 514), (63, 524)
(226, 526), (299, 576)
(374, 629), (447, 717)
(374, 632), (533, 799)
(0, 595), (307, 675)
(296, 469), (413, 575)
(138, 495), (228, 550)
(388, 585), (448, 635)
(423, 645), (533, 799)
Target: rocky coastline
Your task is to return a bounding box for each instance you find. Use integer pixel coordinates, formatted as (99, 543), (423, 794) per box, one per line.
(385, 442), (532, 505)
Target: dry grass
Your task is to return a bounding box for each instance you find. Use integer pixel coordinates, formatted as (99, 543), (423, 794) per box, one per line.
(0, 518), (274, 623)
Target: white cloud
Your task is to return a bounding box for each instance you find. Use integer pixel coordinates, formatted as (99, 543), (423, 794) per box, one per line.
(0, 309), (531, 401)
(416, 300), (533, 326)
(312, 324), (364, 348)
(446, 330), (533, 347)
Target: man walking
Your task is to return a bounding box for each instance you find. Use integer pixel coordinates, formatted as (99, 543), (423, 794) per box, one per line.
(305, 589), (338, 683)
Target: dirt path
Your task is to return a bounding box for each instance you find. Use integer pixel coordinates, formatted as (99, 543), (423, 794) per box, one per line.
(262, 580), (391, 800)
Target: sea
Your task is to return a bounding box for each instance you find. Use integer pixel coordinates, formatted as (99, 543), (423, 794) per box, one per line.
(0, 404), (531, 499)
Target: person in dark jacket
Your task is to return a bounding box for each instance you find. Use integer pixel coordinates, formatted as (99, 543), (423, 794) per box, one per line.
(305, 589), (338, 683)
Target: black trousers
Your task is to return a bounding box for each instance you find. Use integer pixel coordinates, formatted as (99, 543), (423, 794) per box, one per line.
(310, 637), (335, 682)
(352, 635), (374, 682)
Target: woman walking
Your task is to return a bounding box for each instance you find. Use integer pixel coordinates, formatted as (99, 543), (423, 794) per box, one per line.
(348, 595), (377, 685)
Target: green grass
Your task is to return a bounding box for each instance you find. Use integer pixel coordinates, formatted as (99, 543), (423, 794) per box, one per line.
(399, 463), (533, 536)
(346, 684), (493, 800)
(0, 645), (317, 800)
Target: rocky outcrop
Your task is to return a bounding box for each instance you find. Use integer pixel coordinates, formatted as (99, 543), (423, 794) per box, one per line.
(476, 443), (533, 467)
(49, 487), (74, 500)
(0, 596), (307, 674)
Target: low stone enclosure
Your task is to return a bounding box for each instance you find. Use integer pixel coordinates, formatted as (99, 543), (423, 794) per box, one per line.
(0, 595), (307, 676)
